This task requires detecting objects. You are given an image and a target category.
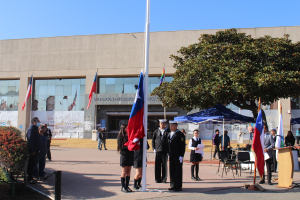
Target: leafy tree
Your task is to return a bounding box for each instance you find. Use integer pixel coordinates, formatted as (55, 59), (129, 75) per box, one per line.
(152, 29), (300, 118)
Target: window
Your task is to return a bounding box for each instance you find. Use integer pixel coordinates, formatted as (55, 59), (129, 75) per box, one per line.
(34, 78), (85, 111)
(99, 76), (173, 94)
(0, 80), (19, 111)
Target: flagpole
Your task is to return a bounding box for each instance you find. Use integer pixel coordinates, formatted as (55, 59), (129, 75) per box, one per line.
(249, 97), (261, 190)
(142, 0), (150, 192)
(95, 68), (98, 130)
(30, 69), (34, 125)
(163, 64), (166, 119)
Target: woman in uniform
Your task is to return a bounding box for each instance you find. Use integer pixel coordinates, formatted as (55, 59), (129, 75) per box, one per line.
(133, 138), (149, 190)
(117, 124), (134, 192)
(188, 129), (203, 181)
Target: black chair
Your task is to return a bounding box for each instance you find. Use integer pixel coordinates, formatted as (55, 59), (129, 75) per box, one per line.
(237, 151), (255, 176)
(217, 150), (239, 178)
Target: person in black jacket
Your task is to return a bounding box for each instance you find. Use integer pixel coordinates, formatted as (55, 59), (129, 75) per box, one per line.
(152, 119), (168, 183)
(285, 131), (295, 147)
(167, 121), (185, 192)
(133, 138), (149, 190)
(117, 124), (134, 193)
(43, 124), (52, 161)
(26, 117), (40, 182)
(188, 130), (203, 181)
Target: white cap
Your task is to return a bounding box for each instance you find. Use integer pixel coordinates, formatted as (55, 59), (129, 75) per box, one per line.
(159, 119), (167, 123)
(169, 121), (178, 124)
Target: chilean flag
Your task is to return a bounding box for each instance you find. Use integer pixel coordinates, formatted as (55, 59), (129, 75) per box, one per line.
(87, 72), (97, 110)
(125, 71), (145, 151)
(22, 75), (33, 111)
(252, 110), (265, 179)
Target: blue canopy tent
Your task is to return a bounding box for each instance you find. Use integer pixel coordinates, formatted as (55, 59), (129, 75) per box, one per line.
(174, 103), (255, 160)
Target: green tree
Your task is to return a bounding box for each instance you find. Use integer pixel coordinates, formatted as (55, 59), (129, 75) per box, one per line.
(152, 29), (300, 118)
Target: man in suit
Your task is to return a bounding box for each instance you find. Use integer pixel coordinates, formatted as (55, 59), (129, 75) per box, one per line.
(260, 128), (275, 185)
(270, 128), (277, 172)
(167, 121), (185, 191)
(152, 119), (168, 183)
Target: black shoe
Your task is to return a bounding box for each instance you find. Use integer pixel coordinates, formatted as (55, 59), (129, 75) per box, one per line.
(155, 180), (162, 183)
(161, 179), (167, 183)
(259, 180), (265, 184)
(268, 182), (273, 185)
(168, 187), (175, 190)
(105, 148), (107, 150)
(126, 187), (133, 192)
(100, 148), (102, 150)
(121, 187), (128, 193)
(191, 176), (196, 180)
(174, 188), (182, 192)
(195, 177), (201, 181)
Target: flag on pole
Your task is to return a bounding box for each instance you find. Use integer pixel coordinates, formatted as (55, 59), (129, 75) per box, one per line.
(252, 110), (265, 179)
(159, 68), (165, 86)
(22, 75), (33, 111)
(68, 89), (77, 111)
(125, 71), (145, 151)
(87, 72), (97, 110)
(275, 113), (284, 148)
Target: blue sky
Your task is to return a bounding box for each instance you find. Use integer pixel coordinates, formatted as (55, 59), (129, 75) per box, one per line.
(0, 0), (299, 40)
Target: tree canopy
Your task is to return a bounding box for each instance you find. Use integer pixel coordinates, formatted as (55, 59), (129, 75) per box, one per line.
(152, 29), (300, 118)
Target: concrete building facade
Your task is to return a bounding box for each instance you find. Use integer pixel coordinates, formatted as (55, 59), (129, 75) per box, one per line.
(1, 26), (300, 140)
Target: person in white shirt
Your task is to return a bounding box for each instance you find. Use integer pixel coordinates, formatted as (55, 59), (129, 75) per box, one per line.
(188, 129), (203, 181)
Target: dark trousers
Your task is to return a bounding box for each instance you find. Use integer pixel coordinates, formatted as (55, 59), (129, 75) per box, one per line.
(271, 150), (277, 172)
(296, 136), (300, 145)
(38, 154), (46, 177)
(155, 152), (168, 181)
(27, 154), (38, 179)
(213, 145), (220, 159)
(47, 140), (51, 160)
(101, 139), (106, 149)
(262, 158), (272, 183)
(169, 156), (183, 190)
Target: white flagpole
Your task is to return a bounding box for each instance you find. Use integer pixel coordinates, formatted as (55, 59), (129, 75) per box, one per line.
(142, 0), (150, 192)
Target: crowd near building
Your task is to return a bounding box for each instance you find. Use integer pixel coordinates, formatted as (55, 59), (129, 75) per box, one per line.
(1, 26), (300, 141)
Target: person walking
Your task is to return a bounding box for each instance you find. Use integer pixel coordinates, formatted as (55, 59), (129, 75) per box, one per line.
(101, 127), (107, 150)
(26, 117), (40, 183)
(188, 129), (203, 181)
(167, 121), (185, 192)
(152, 119), (168, 183)
(43, 124), (52, 161)
(213, 129), (220, 160)
(117, 124), (134, 192)
(97, 127), (102, 150)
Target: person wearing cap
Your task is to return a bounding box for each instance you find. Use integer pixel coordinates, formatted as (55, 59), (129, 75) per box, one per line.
(167, 121), (185, 191)
(152, 119), (169, 183)
(260, 127), (275, 185)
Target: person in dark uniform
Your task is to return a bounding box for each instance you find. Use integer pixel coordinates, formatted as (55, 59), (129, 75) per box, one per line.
(43, 124), (52, 161)
(101, 127), (107, 150)
(188, 129), (203, 181)
(167, 121), (185, 192)
(133, 138), (149, 190)
(117, 124), (134, 192)
(152, 119), (169, 183)
(213, 129), (220, 160)
(270, 128), (277, 172)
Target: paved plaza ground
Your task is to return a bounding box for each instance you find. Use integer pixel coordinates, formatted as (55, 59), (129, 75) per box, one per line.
(28, 144), (300, 200)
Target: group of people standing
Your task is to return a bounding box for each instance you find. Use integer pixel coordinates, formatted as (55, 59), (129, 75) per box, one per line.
(26, 117), (52, 183)
(97, 127), (107, 150)
(212, 129), (231, 160)
(117, 119), (204, 192)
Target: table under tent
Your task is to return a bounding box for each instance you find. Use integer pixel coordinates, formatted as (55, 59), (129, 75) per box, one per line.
(174, 103), (255, 160)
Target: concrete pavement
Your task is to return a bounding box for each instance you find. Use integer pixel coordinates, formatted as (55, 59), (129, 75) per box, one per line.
(29, 146), (300, 200)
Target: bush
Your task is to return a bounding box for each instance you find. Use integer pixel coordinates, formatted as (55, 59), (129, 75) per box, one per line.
(0, 127), (28, 172)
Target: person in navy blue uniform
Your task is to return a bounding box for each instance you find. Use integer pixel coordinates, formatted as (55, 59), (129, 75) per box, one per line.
(117, 124), (134, 192)
(167, 121), (185, 191)
(188, 129), (203, 181)
(213, 129), (220, 160)
(152, 119), (169, 183)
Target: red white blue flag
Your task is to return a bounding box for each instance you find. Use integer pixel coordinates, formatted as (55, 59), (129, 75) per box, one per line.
(22, 75), (33, 111)
(87, 72), (97, 110)
(252, 110), (265, 179)
(125, 71), (145, 151)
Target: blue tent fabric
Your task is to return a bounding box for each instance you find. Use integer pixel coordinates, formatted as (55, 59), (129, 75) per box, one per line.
(291, 117), (300, 124)
(174, 103), (255, 124)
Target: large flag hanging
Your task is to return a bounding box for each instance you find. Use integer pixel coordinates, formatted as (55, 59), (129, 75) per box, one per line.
(87, 72), (97, 110)
(22, 75), (33, 111)
(275, 113), (284, 148)
(159, 68), (165, 86)
(125, 71), (145, 151)
(252, 110), (265, 179)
